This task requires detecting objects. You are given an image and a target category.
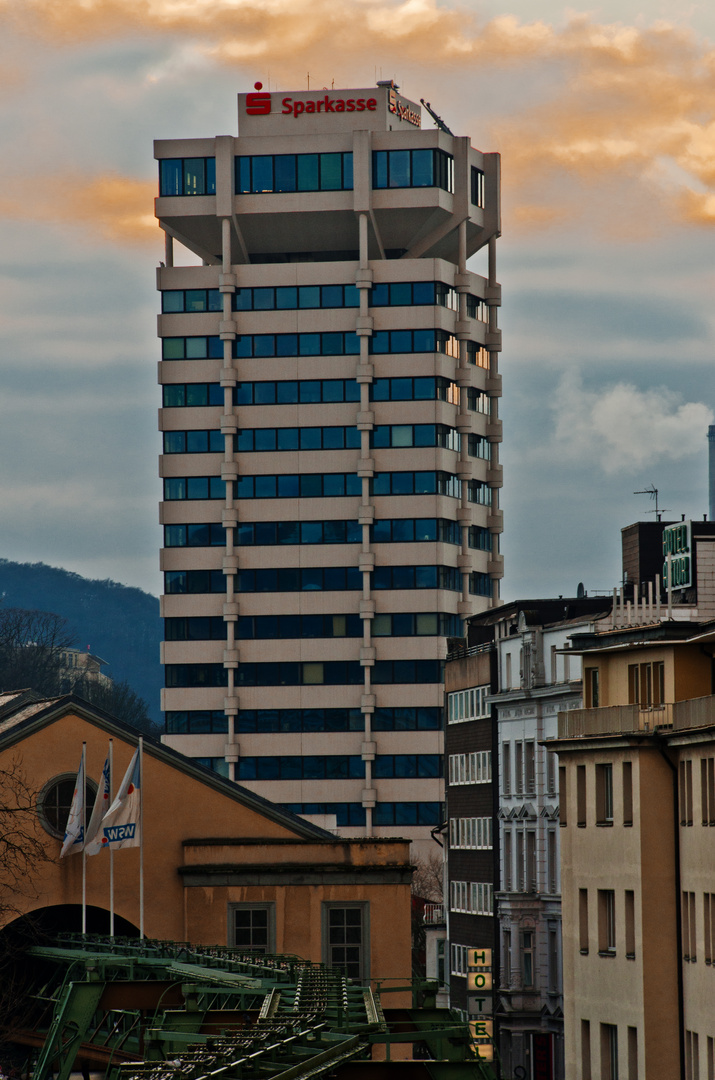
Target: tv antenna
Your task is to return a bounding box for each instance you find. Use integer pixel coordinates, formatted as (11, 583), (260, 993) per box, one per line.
(420, 99), (454, 135)
(634, 484), (669, 520)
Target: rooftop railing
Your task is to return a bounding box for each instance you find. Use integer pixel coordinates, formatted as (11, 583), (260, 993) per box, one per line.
(558, 696), (715, 737)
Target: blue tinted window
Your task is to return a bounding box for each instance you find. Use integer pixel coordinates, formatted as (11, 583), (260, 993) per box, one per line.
(252, 156), (273, 192)
(297, 154), (319, 191)
(274, 155), (296, 192)
(159, 159), (182, 196)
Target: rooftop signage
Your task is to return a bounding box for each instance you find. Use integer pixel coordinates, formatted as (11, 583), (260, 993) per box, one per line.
(663, 520), (692, 590)
(239, 82), (422, 137)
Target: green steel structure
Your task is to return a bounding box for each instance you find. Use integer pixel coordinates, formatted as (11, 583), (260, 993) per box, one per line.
(10, 936), (496, 1080)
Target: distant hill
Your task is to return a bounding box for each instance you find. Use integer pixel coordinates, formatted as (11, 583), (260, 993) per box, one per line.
(0, 560), (162, 726)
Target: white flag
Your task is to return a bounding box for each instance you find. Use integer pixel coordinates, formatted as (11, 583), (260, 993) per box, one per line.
(60, 748), (86, 858)
(85, 753), (111, 856)
(94, 747), (141, 851)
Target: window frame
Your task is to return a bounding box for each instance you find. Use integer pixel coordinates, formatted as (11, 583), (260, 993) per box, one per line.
(228, 902), (276, 954)
(322, 902), (369, 983)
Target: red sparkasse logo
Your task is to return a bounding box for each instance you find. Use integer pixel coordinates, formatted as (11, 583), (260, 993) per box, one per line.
(246, 81), (271, 115)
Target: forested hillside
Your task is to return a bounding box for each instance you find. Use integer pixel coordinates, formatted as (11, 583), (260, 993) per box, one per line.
(0, 560), (161, 726)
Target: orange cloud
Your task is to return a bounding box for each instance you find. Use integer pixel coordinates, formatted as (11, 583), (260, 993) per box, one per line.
(0, 174), (157, 244)
(2, 1), (715, 232)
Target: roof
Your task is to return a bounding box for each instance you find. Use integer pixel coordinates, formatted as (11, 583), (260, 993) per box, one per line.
(0, 692), (334, 842)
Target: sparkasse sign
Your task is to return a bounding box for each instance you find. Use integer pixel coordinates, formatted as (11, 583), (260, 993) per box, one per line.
(239, 82), (422, 136)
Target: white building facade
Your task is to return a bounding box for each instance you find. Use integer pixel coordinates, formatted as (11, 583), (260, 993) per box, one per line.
(154, 83), (503, 842)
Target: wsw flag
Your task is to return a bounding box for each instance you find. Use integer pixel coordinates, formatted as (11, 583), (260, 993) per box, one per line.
(84, 753), (111, 856)
(96, 748), (141, 851)
(60, 749), (85, 858)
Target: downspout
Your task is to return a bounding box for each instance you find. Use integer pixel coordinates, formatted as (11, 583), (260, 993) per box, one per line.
(653, 733), (685, 1079)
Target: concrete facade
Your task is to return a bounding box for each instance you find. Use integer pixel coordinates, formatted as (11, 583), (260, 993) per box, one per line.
(552, 619), (715, 1080)
(154, 82), (503, 844)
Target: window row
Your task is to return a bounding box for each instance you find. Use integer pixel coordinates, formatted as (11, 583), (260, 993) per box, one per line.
(161, 377), (488, 409)
(235, 566), (361, 592)
(237, 425), (361, 452)
(165, 706), (441, 735)
(372, 565), (463, 591)
(449, 816), (492, 849)
(372, 424), (461, 451)
(161, 329), (482, 360)
(449, 880), (493, 916)
(371, 376), (461, 403)
(236, 152), (354, 193)
(447, 686), (490, 724)
(372, 802), (442, 826)
(164, 523), (226, 547)
(449, 751), (492, 785)
(503, 829), (559, 896)
(238, 755), (365, 780)
(160, 281), (488, 315)
(679, 756), (715, 828)
(159, 157), (216, 196)
(563, 760), (632, 828)
(681, 890), (715, 965)
(164, 477), (225, 501)
(235, 472), (362, 499)
(373, 755), (442, 778)
(164, 430), (224, 454)
(166, 659), (443, 687)
(451, 943), (471, 976)
(228, 422), (464, 453)
(470, 572), (492, 597)
(236, 706), (441, 733)
(373, 148), (453, 192)
(578, 887), (636, 960)
(234, 378), (360, 405)
(502, 740), (537, 796)
(233, 612), (462, 639)
(580, 1021), (638, 1080)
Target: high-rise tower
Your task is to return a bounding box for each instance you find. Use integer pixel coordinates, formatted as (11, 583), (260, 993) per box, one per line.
(156, 82), (503, 844)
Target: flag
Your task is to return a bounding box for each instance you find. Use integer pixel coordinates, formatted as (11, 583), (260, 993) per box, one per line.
(60, 748), (86, 858)
(84, 753), (111, 856)
(94, 747), (140, 851)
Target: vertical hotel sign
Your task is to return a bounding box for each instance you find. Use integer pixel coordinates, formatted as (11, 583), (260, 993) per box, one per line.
(467, 948), (494, 1062)
(663, 521), (692, 590)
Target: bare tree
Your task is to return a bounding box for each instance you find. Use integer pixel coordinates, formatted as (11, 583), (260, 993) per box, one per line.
(0, 608), (74, 697)
(411, 849), (444, 903)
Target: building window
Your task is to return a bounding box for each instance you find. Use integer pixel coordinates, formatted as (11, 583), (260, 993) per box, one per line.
(516, 832), (525, 892)
(547, 830), (558, 894)
(373, 148), (454, 192)
(546, 750), (557, 794)
(579, 889), (589, 954)
(685, 1030), (699, 1080)
(521, 931), (534, 988)
(585, 667), (600, 708)
(625, 890), (635, 959)
(559, 765), (567, 826)
(470, 166), (485, 207)
(236, 378), (359, 406)
(502, 929), (512, 985)
(623, 762), (633, 826)
(515, 741), (524, 794)
(681, 759), (694, 825)
(704, 893), (715, 964)
(503, 830), (512, 890)
(229, 903), (275, 953)
(38, 774), (97, 840)
(549, 927), (559, 992)
(322, 904), (368, 982)
(702, 758), (715, 825)
(502, 742), (512, 795)
(159, 157), (216, 196)
(526, 830), (537, 892)
(601, 1024), (618, 1080)
(628, 660), (664, 706)
(236, 152), (354, 194)
(449, 816), (492, 849)
(582, 1020), (592, 1080)
(598, 890), (616, 955)
(525, 741), (536, 794)
(683, 891), (697, 961)
(596, 763), (614, 825)
(447, 686), (489, 723)
(577, 764), (587, 826)
(449, 881), (493, 915)
(627, 1027), (638, 1080)
(451, 942), (469, 976)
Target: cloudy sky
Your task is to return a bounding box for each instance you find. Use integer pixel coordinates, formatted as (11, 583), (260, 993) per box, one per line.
(1, 0), (714, 601)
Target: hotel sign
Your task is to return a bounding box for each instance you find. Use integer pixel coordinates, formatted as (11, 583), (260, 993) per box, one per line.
(467, 948), (494, 1062)
(663, 521), (692, 590)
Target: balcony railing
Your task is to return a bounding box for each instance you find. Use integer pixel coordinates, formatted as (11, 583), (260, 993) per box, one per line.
(558, 704), (672, 738)
(558, 696), (715, 738)
(423, 903), (445, 925)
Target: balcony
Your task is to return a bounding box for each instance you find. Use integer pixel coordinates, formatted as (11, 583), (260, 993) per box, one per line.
(423, 903), (445, 925)
(558, 695), (715, 737)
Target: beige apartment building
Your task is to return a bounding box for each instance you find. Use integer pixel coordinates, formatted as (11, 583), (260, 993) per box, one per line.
(154, 82), (503, 843)
(551, 617), (715, 1080)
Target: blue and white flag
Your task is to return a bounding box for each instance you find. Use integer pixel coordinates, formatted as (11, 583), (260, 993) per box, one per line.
(95, 747), (141, 851)
(60, 747), (86, 858)
(84, 752), (111, 856)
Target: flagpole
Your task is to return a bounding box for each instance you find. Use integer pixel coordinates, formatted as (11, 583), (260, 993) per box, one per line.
(109, 739), (114, 939)
(139, 737), (144, 939)
(81, 743), (87, 935)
